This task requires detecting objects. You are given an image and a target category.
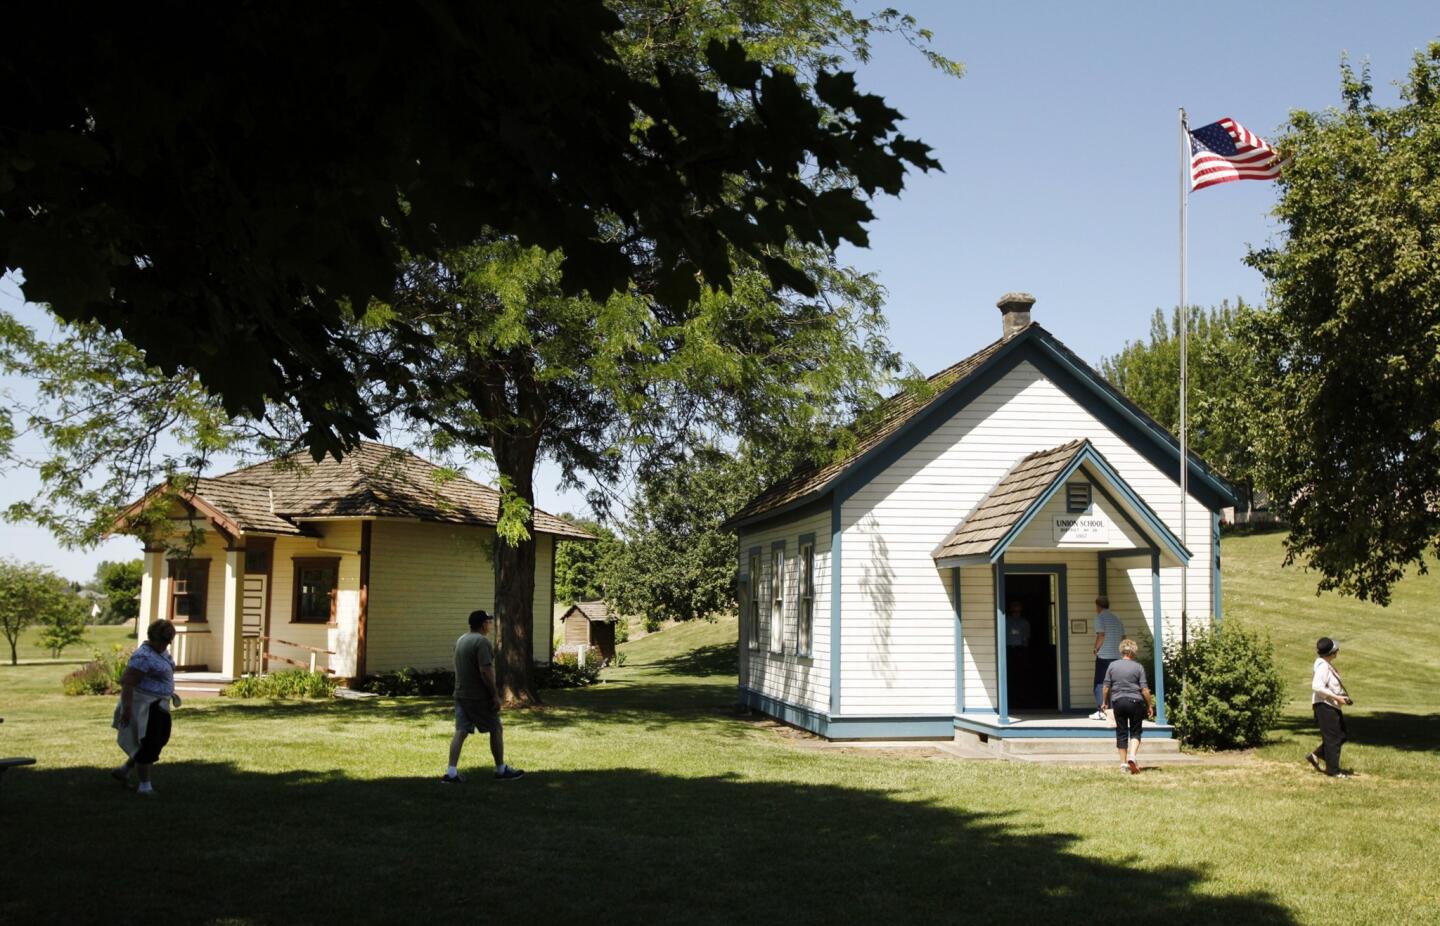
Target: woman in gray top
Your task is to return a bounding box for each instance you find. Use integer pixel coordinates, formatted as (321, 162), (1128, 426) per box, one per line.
(1101, 639), (1155, 775)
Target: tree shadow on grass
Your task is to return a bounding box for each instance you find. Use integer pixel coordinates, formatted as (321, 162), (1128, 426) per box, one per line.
(1270, 711), (1440, 754)
(177, 682), (754, 739)
(0, 763), (1297, 926)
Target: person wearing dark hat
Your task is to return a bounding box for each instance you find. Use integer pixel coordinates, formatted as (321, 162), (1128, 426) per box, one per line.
(443, 610), (524, 783)
(1307, 637), (1351, 778)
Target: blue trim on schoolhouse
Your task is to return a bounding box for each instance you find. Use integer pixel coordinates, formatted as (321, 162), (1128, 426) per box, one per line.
(829, 496), (842, 716)
(739, 688), (954, 740)
(987, 442), (1191, 566)
(952, 567), (964, 714)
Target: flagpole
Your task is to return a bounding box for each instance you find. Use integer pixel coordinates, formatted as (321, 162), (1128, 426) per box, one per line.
(1178, 107), (1189, 655)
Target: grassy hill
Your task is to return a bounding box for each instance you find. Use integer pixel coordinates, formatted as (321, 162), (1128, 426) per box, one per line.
(5, 623), (134, 665)
(0, 534), (1435, 925)
(1222, 530), (1439, 779)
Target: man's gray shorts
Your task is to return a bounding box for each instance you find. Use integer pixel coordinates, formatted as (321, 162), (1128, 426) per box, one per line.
(455, 698), (502, 734)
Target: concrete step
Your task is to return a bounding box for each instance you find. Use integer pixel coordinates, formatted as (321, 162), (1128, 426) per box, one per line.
(173, 677), (231, 699)
(995, 736), (1180, 756)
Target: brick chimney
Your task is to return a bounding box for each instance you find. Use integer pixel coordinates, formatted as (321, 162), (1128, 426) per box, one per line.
(997, 292), (1035, 338)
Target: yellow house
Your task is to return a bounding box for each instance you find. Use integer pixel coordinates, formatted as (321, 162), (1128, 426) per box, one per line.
(114, 442), (591, 682)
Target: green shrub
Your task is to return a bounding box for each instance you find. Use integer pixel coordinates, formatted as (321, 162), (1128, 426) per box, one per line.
(357, 666), (455, 696)
(223, 669), (336, 699)
(613, 617), (630, 645)
(61, 644), (132, 695)
(536, 647), (602, 688)
(1163, 622), (1284, 750)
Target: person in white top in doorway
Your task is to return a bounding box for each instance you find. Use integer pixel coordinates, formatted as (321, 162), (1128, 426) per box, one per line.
(1307, 637), (1352, 778)
(1089, 597), (1124, 721)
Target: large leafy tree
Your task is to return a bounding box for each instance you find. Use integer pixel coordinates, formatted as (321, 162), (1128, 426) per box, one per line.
(2, 2), (940, 458)
(94, 560), (145, 626)
(1243, 44), (1440, 604)
(2, 2), (959, 702)
(1099, 302), (1260, 513)
(608, 445), (782, 629)
(555, 520), (621, 606)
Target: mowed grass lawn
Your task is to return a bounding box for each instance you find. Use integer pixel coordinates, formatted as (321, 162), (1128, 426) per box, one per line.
(1, 532), (1437, 925)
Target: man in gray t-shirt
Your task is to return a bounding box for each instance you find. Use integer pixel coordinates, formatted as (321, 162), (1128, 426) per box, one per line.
(1091, 596), (1125, 718)
(443, 610), (524, 783)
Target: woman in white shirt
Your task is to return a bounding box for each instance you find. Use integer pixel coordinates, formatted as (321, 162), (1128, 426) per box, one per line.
(1307, 637), (1351, 778)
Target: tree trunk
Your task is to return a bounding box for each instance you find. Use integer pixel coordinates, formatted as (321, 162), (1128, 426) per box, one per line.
(492, 435), (541, 706)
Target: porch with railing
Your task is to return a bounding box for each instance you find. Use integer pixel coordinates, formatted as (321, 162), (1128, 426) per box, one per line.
(241, 634), (336, 677)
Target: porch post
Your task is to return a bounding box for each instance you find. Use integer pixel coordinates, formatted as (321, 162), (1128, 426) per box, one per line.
(952, 567), (964, 714)
(1151, 552), (1167, 725)
(220, 547), (245, 679)
(994, 557), (1008, 724)
(138, 548), (164, 639)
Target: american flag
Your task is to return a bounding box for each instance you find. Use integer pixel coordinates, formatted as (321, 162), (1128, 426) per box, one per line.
(1188, 117), (1281, 191)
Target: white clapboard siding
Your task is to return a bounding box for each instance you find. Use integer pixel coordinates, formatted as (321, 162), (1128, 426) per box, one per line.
(736, 508), (831, 714)
(839, 360), (1215, 716)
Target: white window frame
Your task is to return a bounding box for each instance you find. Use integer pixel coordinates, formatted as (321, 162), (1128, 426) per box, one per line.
(746, 548), (762, 650)
(797, 537), (815, 657)
(769, 543), (785, 654)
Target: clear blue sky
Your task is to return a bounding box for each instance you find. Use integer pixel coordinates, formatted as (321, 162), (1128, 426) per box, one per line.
(2, 2), (1434, 581)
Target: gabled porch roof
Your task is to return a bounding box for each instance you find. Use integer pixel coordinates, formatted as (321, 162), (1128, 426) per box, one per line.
(932, 439), (1191, 568)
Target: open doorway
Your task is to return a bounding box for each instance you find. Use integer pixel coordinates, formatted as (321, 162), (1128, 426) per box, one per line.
(1003, 572), (1059, 711)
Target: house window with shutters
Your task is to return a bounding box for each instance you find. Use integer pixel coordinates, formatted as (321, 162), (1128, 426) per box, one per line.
(797, 538), (815, 656)
(746, 548), (762, 650)
(769, 543), (785, 654)
(292, 557), (340, 624)
(167, 559), (211, 622)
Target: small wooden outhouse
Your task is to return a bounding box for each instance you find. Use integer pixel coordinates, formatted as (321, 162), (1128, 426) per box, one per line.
(559, 601), (617, 661)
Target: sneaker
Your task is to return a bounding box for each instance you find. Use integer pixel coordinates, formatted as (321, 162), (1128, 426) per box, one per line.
(136, 787), (156, 797)
(494, 767), (526, 781)
(439, 773), (466, 784)
(1327, 772), (1351, 779)
(1089, 710), (1107, 721)
(1127, 758), (1139, 775)
(110, 767), (132, 787)
(1306, 753), (1322, 773)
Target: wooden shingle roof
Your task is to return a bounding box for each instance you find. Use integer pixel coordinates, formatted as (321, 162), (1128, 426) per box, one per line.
(563, 601), (612, 623)
(931, 440), (1087, 561)
(124, 442), (593, 540)
(189, 477), (305, 535)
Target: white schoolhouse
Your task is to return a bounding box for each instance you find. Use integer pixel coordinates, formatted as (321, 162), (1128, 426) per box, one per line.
(726, 294), (1236, 741)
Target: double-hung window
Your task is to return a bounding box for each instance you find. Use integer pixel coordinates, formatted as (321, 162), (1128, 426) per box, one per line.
(292, 557), (340, 624)
(769, 544), (785, 654)
(167, 559), (210, 622)
(797, 538), (815, 656)
(746, 549), (762, 650)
